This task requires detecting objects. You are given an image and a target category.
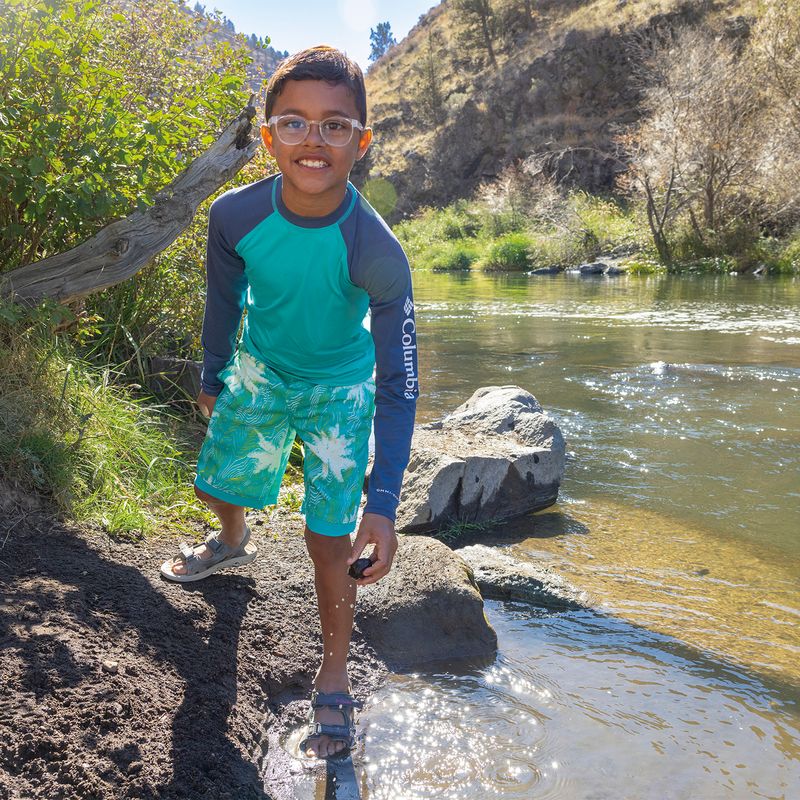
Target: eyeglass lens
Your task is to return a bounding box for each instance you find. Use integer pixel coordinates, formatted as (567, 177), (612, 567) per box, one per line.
(275, 116), (354, 147)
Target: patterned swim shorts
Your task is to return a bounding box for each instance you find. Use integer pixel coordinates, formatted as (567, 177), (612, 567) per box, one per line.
(194, 347), (376, 536)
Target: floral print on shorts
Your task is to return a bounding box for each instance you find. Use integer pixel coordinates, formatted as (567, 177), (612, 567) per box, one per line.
(195, 348), (376, 536)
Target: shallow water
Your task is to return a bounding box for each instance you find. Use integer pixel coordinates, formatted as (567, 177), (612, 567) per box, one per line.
(286, 273), (800, 799)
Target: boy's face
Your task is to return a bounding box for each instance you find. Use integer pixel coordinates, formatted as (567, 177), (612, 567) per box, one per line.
(261, 79), (372, 216)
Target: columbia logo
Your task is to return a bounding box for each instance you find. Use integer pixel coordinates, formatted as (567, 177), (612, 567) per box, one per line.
(404, 297), (414, 316)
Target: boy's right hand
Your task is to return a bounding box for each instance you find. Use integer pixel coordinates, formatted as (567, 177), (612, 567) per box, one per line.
(196, 390), (217, 418)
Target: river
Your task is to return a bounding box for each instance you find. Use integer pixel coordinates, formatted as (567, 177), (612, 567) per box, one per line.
(288, 272), (800, 799)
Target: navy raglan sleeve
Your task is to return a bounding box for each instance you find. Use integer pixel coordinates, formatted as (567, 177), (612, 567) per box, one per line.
(358, 239), (419, 522)
(200, 196), (248, 396)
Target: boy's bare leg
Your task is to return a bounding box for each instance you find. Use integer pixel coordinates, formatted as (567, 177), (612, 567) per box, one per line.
(303, 526), (357, 758)
(168, 486), (247, 576)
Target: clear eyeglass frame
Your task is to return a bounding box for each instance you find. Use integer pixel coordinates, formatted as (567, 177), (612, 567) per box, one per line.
(266, 114), (366, 147)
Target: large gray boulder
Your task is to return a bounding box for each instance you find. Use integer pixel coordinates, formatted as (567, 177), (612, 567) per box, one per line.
(395, 386), (565, 533)
(356, 535), (497, 670)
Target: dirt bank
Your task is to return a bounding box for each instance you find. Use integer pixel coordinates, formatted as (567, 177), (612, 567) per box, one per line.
(0, 503), (388, 800)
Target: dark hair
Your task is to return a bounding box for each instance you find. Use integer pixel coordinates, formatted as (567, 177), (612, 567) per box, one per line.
(264, 45), (367, 125)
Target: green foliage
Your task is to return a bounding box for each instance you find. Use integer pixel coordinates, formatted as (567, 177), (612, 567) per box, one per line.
(482, 233), (533, 271)
(395, 203), (481, 265)
(0, 316), (205, 534)
(369, 21), (397, 62)
(620, 255), (665, 275)
(772, 228), (800, 274)
(429, 240), (479, 271)
(0, 0), (252, 272)
(567, 192), (643, 256)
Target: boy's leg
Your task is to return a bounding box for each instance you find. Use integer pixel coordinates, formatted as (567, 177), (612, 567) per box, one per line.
(167, 487), (247, 576)
(303, 526), (358, 758)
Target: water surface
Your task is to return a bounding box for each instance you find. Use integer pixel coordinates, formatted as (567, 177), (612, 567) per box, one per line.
(287, 273), (800, 799)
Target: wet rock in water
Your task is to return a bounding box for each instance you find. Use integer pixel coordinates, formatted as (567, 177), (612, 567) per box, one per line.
(457, 545), (588, 610)
(357, 536), (497, 669)
(577, 261), (608, 274)
(394, 386), (566, 534)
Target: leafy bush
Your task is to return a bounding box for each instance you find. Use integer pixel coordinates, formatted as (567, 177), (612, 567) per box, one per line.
(428, 240), (479, 271)
(482, 233), (533, 271)
(0, 0), (252, 273)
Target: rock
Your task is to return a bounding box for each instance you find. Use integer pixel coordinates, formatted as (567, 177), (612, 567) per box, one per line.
(101, 659), (119, 675)
(146, 357), (202, 398)
(577, 261), (608, 274)
(531, 266), (561, 274)
(395, 386), (565, 533)
(357, 536), (497, 669)
(457, 545), (588, 610)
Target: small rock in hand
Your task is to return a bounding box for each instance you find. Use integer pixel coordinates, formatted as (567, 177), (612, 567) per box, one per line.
(348, 557), (374, 580)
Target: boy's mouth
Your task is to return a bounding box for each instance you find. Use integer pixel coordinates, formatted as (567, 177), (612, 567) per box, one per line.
(296, 158), (330, 170)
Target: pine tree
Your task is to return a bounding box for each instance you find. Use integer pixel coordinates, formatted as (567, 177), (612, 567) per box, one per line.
(369, 21), (397, 62)
(454, 0), (497, 67)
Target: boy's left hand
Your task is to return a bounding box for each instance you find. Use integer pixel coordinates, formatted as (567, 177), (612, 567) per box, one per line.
(347, 513), (398, 586)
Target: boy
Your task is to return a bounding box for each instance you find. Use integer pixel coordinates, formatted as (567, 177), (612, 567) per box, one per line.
(159, 46), (418, 760)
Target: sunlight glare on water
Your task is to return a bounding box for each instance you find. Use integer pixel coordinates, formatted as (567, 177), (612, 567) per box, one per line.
(354, 601), (800, 800)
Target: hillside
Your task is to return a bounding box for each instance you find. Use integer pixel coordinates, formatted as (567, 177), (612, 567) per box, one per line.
(355, 0), (757, 220)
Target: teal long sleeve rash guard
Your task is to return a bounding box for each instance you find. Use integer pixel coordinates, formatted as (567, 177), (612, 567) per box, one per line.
(199, 173), (419, 523)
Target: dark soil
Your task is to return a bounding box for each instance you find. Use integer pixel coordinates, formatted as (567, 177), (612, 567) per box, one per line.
(0, 501), (387, 800)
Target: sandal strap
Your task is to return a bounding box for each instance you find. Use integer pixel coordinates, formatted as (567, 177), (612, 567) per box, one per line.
(306, 722), (353, 740)
(178, 541), (195, 559)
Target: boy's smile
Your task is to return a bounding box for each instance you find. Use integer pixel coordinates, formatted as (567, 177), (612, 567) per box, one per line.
(261, 80), (372, 218)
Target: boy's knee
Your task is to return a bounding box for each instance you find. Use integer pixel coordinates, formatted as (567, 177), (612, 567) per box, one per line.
(194, 484), (214, 504)
(304, 526), (351, 563)
(194, 484), (236, 512)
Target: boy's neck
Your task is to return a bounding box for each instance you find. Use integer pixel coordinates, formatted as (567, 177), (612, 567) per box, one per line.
(279, 177), (348, 218)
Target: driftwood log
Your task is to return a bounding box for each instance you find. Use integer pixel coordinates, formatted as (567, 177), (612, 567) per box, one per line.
(0, 97), (260, 304)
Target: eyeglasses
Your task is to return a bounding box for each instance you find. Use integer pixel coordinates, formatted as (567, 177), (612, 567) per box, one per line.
(267, 114), (366, 147)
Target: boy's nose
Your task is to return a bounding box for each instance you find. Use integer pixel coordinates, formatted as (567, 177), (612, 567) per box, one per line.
(305, 122), (325, 145)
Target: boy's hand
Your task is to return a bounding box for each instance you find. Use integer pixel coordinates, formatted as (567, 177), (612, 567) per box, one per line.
(347, 513), (398, 586)
(196, 390), (217, 418)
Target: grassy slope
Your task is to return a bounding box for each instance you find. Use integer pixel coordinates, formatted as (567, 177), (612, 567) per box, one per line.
(361, 0), (757, 217)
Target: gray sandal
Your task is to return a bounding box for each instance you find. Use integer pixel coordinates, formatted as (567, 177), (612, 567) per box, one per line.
(299, 690), (363, 760)
(160, 525), (257, 583)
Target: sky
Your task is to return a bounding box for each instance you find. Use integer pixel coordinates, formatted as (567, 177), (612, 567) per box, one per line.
(189, 0), (440, 69)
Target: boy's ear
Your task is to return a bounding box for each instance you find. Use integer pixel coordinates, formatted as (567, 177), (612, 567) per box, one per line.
(261, 123), (275, 155)
(356, 127), (373, 161)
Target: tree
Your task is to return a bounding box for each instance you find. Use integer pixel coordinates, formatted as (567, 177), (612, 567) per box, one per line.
(412, 31), (445, 125)
(620, 28), (768, 257)
(748, 0), (800, 226)
(369, 21), (397, 62)
(453, 0), (497, 68)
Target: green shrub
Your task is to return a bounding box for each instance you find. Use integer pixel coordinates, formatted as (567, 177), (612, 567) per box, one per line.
(567, 192), (644, 258)
(0, 0), (252, 273)
(772, 228), (800, 274)
(428, 240), (479, 271)
(622, 255), (665, 274)
(482, 233), (533, 271)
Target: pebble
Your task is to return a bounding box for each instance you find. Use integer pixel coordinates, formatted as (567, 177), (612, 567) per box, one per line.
(101, 659), (119, 674)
